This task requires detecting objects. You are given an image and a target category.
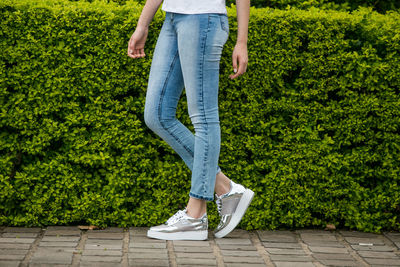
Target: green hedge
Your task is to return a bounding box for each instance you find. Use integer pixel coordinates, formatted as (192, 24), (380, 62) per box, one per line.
(1, 0), (399, 233)
(107, 0), (400, 13)
(230, 0), (400, 13)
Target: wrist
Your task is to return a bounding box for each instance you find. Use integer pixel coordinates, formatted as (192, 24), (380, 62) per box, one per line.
(136, 24), (149, 31)
(236, 40), (247, 46)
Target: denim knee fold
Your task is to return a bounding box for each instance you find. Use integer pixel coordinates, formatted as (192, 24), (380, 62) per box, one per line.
(144, 11), (229, 201)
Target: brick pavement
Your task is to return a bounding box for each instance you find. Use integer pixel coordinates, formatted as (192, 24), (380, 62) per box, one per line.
(0, 226), (399, 266)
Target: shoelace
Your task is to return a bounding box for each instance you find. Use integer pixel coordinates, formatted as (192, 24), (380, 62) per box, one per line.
(166, 209), (187, 225)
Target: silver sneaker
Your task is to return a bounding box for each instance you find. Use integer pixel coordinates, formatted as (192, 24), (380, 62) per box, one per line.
(214, 180), (254, 238)
(147, 208), (208, 240)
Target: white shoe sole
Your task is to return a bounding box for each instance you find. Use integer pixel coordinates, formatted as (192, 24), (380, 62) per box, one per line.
(147, 229), (208, 241)
(214, 188), (254, 238)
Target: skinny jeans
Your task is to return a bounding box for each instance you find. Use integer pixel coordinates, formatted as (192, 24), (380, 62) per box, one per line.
(144, 11), (229, 201)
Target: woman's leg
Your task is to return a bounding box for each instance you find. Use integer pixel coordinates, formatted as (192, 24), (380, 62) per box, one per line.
(174, 13), (230, 209)
(144, 13), (223, 177)
(144, 12), (230, 220)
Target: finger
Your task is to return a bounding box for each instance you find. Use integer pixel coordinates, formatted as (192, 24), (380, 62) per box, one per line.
(237, 60), (246, 75)
(232, 54), (238, 74)
(128, 48), (136, 58)
(140, 48), (145, 57)
(128, 50), (139, 59)
(128, 40), (135, 57)
(230, 57), (247, 79)
(229, 55), (238, 79)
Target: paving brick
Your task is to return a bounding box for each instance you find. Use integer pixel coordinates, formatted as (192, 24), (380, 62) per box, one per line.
(364, 258), (400, 265)
(225, 264), (267, 267)
(82, 249), (122, 256)
(357, 251), (399, 258)
(308, 246), (349, 254)
(295, 229), (334, 234)
(262, 242), (302, 249)
(131, 236), (165, 243)
(129, 242), (167, 249)
(86, 239), (122, 245)
(88, 227), (123, 233)
(2, 232), (38, 238)
(173, 240), (210, 247)
(217, 244), (257, 251)
(343, 237), (385, 245)
(223, 229), (250, 239)
(128, 258), (169, 267)
(300, 233), (338, 242)
(173, 246), (213, 253)
(175, 252), (215, 258)
(0, 254), (25, 260)
(81, 255), (122, 262)
(129, 227), (148, 236)
(0, 261), (20, 267)
(84, 241), (122, 250)
(274, 262), (315, 267)
(128, 252), (168, 259)
(257, 231), (297, 243)
(41, 236), (80, 242)
(215, 238), (252, 245)
(33, 247), (76, 253)
(30, 248), (73, 264)
(270, 255), (313, 261)
(258, 230), (294, 235)
(80, 262), (122, 267)
(128, 248), (168, 254)
(318, 259), (358, 266)
(29, 264), (70, 267)
(220, 250), (260, 257)
(223, 256), (264, 263)
(339, 230), (382, 238)
(176, 257), (216, 265)
(0, 249), (28, 255)
(3, 227), (41, 233)
(265, 248), (306, 255)
(85, 243), (122, 249)
(301, 241), (345, 247)
(312, 253), (355, 260)
(0, 238), (35, 244)
(43, 229), (80, 236)
(350, 244), (394, 251)
(0, 243), (31, 249)
(39, 241), (78, 247)
(87, 232), (124, 239)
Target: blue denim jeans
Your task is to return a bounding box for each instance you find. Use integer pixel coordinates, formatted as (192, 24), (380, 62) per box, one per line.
(144, 11), (229, 201)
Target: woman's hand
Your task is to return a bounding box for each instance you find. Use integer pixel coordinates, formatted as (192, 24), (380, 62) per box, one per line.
(229, 42), (248, 79)
(127, 25), (149, 59)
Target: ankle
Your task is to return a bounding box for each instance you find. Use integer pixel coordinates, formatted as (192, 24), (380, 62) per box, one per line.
(186, 208), (206, 219)
(215, 180), (231, 197)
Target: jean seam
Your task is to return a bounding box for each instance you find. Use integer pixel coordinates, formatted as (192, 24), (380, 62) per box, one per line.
(198, 15), (211, 196)
(158, 49), (193, 157)
(189, 191), (213, 201)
